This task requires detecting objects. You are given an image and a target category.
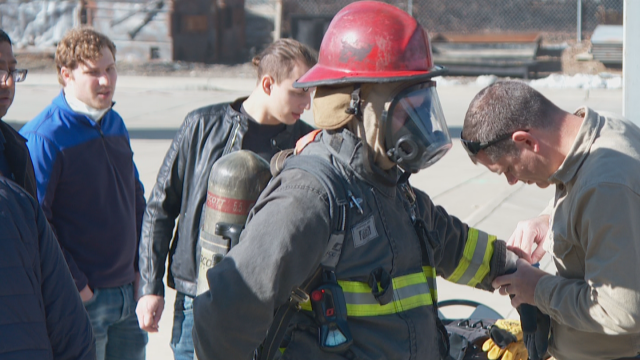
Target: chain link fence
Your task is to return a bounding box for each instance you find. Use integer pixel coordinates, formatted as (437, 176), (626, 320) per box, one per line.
(244, 0), (623, 51)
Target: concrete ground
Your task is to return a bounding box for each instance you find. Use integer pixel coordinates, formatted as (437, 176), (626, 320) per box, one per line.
(5, 74), (622, 359)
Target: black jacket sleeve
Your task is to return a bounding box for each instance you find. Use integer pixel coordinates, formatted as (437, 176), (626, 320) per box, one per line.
(138, 115), (195, 296)
(413, 187), (510, 291)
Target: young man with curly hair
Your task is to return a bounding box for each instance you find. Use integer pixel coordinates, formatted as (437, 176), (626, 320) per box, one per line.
(20, 28), (147, 360)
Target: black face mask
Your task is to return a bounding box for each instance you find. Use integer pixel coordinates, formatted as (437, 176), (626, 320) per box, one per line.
(383, 81), (452, 173)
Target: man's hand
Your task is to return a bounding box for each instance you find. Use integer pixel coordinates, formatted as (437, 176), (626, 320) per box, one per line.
(508, 215), (550, 264)
(80, 285), (94, 302)
(492, 259), (549, 308)
(136, 294), (165, 332)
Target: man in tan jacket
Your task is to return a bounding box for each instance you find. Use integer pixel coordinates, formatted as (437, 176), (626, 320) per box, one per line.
(461, 80), (640, 360)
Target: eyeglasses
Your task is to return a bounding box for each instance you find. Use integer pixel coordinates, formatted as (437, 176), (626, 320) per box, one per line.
(0, 69), (28, 85)
(460, 130), (528, 156)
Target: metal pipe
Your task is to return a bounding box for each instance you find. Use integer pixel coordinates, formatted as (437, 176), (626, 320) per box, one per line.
(577, 0), (582, 42)
(274, 0), (282, 41)
(623, 0), (640, 123)
(408, 0), (413, 16)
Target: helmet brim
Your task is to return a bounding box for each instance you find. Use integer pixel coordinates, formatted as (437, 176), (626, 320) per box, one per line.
(293, 65), (448, 88)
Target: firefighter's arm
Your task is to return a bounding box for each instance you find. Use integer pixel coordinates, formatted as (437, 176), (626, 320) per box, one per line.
(414, 188), (516, 291)
(192, 171), (331, 359)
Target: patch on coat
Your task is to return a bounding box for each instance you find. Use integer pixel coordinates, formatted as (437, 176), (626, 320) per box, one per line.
(352, 216), (378, 248)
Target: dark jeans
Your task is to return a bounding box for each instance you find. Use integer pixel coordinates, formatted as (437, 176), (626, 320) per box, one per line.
(171, 292), (195, 360)
(83, 283), (148, 360)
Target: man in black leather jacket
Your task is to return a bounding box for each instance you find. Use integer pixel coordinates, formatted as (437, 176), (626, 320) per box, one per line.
(136, 39), (317, 360)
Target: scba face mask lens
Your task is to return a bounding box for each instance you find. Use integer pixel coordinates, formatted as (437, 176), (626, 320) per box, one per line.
(384, 82), (451, 173)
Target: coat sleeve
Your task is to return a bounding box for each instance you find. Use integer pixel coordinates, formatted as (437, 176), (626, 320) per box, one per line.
(535, 183), (640, 334)
(21, 131), (90, 291)
(192, 170), (331, 360)
(413, 188), (509, 291)
(133, 162), (146, 273)
(138, 115), (195, 297)
(34, 194), (96, 360)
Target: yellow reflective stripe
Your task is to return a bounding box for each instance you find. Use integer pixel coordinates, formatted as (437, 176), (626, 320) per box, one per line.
(447, 228), (479, 283)
(338, 280), (375, 293)
(468, 234), (497, 286)
(447, 228), (497, 287)
(392, 272), (427, 288)
(345, 293), (432, 316)
(423, 266), (438, 302)
(298, 271), (433, 316)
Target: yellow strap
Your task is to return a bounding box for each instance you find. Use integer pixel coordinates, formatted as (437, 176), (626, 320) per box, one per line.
(423, 266), (438, 301)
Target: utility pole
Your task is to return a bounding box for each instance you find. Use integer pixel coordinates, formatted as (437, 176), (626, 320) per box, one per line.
(274, 0), (282, 41)
(623, 0), (640, 124)
(576, 0), (582, 42)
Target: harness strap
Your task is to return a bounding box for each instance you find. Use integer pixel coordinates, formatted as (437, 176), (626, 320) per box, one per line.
(260, 267), (322, 360)
(259, 153), (351, 360)
(294, 129), (322, 155)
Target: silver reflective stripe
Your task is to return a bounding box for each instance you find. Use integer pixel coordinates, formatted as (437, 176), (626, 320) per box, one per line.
(343, 292), (379, 305)
(456, 230), (490, 285)
(394, 282), (431, 301)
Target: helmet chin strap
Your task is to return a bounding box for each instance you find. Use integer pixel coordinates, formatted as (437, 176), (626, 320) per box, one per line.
(345, 85), (362, 117)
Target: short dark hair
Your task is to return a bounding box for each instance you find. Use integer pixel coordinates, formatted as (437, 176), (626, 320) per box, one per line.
(462, 80), (560, 161)
(252, 38), (317, 84)
(0, 29), (12, 45)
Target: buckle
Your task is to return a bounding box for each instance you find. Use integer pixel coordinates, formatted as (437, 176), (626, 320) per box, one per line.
(290, 286), (309, 304)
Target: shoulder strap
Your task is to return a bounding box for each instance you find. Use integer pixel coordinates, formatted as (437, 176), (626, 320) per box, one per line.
(281, 154), (350, 270)
(294, 129), (322, 155)
(258, 154), (351, 360)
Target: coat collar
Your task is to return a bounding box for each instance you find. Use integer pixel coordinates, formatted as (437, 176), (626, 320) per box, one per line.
(319, 129), (398, 197)
(549, 107), (601, 185)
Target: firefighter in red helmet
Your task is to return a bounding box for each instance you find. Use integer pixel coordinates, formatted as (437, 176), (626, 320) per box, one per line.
(193, 2), (517, 359)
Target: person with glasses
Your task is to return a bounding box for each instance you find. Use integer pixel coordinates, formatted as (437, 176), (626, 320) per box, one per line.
(0, 29), (96, 360)
(19, 28), (148, 360)
(462, 80), (640, 360)
(0, 29), (36, 196)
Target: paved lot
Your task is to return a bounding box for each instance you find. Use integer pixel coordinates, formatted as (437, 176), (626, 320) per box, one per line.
(5, 74), (623, 359)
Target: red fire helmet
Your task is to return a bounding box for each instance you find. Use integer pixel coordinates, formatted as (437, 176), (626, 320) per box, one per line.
(294, 1), (445, 88)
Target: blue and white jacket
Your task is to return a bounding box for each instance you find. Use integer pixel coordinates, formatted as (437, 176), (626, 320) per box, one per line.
(20, 91), (146, 292)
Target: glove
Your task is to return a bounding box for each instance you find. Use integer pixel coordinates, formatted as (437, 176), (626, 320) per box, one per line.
(482, 319), (528, 360)
(518, 304), (550, 360)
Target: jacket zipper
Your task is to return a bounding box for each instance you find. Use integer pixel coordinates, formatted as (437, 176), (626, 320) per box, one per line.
(96, 125), (113, 168)
(222, 122), (240, 156)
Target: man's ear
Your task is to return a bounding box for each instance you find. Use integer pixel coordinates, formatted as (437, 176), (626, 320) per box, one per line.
(261, 75), (274, 95)
(60, 67), (73, 86)
(512, 130), (540, 152)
